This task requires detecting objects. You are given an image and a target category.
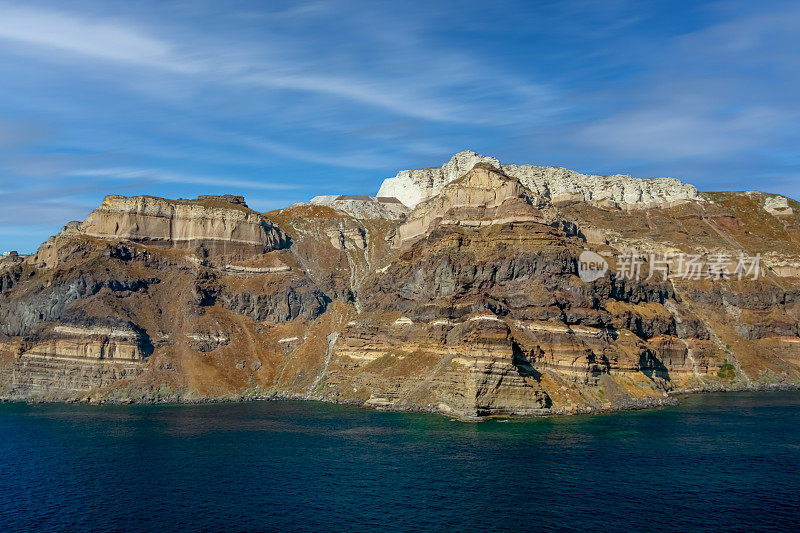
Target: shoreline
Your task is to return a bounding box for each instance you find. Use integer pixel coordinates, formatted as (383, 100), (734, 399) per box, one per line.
(3, 381), (799, 420)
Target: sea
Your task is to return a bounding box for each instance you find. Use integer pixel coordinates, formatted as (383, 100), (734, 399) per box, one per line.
(1, 391), (799, 532)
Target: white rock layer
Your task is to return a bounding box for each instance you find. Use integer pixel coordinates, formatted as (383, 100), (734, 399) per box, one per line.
(306, 195), (409, 220)
(377, 150), (701, 210)
(763, 195), (794, 216)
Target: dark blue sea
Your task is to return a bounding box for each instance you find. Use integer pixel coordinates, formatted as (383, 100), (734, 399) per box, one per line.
(1, 391), (799, 532)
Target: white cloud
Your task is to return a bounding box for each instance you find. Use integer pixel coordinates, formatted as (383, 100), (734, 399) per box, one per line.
(238, 72), (459, 124)
(231, 135), (392, 170)
(0, 2), (555, 127)
(571, 1), (800, 167)
(578, 106), (784, 161)
(69, 167), (303, 191)
(0, 4), (200, 73)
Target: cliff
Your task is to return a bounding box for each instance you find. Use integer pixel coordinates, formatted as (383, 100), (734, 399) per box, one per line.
(32, 195), (289, 269)
(391, 163), (555, 248)
(378, 150), (701, 209)
(305, 195), (408, 220)
(1, 153), (799, 418)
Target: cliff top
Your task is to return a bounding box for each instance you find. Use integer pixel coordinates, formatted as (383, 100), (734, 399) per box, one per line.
(377, 150), (702, 209)
(102, 194), (256, 214)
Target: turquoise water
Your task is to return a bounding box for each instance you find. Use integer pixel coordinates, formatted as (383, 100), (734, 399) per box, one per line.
(1, 392), (799, 532)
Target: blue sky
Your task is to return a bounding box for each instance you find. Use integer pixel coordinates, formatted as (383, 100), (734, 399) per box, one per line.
(0, 0), (798, 252)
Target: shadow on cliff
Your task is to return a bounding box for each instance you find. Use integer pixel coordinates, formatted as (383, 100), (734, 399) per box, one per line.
(130, 323), (155, 358)
(512, 341), (543, 380)
(639, 351), (671, 382)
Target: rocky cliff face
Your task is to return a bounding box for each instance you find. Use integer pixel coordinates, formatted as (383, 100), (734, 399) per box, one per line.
(9, 324), (148, 398)
(378, 150), (701, 210)
(306, 195), (409, 220)
(1, 152), (798, 417)
(32, 195), (289, 269)
(390, 163), (555, 248)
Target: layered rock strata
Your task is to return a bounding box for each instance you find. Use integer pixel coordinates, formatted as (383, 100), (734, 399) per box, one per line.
(391, 163), (554, 248)
(1, 151), (799, 418)
(10, 324), (147, 398)
(32, 195), (288, 268)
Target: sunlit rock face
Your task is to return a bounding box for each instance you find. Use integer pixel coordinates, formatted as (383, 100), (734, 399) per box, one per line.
(762, 194), (795, 216)
(378, 150), (701, 210)
(306, 195), (409, 220)
(377, 151), (502, 208)
(80, 195), (288, 255)
(1, 154), (800, 417)
(31, 195), (289, 269)
(6, 324), (148, 399)
(390, 163), (555, 249)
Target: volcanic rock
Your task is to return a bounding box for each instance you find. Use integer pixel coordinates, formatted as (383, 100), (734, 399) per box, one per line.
(378, 150), (701, 209)
(1, 151), (799, 418)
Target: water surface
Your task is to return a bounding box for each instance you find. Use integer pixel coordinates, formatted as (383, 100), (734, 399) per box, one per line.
(2, 392), (799, 531)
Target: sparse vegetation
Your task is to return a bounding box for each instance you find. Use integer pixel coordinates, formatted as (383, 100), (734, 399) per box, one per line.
(718, 360), (736, 380)
(241, 383), (269, 399)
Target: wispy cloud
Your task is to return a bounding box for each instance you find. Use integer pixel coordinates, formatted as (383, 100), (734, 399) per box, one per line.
(0, 2), (555, 126)
(0, 3), (200, 73)
(230, 135), (393, 170)
(0, 0), (798, 251)
(571, 0), (800, 173)
(69, 167), (303, 191)
(0, 199), (97, 228)
(577, 106), (785, 161)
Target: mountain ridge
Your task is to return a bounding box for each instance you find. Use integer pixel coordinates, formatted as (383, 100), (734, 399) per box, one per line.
(377, 150), (702, 210)
(2, 151), (799, 419)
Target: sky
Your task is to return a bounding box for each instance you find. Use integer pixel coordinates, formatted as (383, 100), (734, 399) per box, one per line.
(0, 0), (798, 253)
